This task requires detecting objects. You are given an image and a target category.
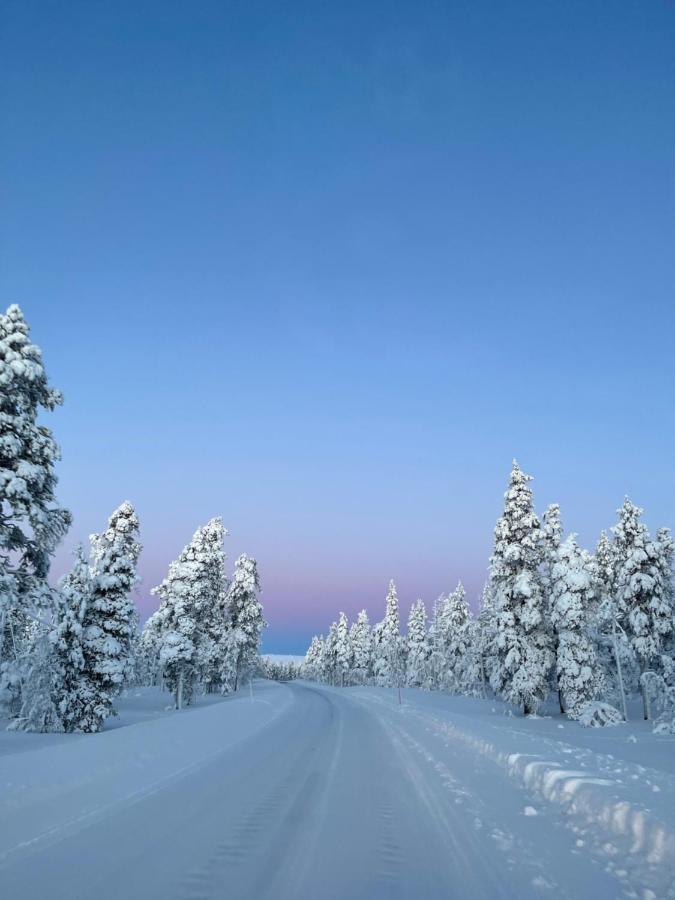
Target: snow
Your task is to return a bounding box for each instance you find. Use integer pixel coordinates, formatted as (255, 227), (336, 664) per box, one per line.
(2, 681), (675, 898)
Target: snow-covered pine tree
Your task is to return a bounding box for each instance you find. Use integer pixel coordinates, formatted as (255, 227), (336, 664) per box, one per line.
(150, 519), (223, 708)
(139, 607), (165, 687)
(541, 504), (563, 587)
(406, 599), (430, 688)
(489, 461), (553, 715)
(428, 594), (449, 689)
(335, 612), (353, 686)
(374, 580), (403, 687)
(475, 583), (497, 697)
(8, 627), (63, 733)
(444, 582), (474, 693)
(322, 621), (339, 684)
(82, 502), (141, 729)
(593, 530), (632, 718)
(303, 635), (323, 680)
(541, 504), (563, 703)
(613, 499), (674, 719)
(50, 545), (93, 731)
(190, 519), (229, 693)
(0, 304), (71, 717)
(350, 610), (372, 684)
(550, 535), (604, 716)
(227, 554), (265, 691)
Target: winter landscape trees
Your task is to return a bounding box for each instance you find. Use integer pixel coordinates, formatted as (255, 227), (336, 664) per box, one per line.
(1, 302), (674, 735)
(304, 460), (675, 730)
(0, 305), (265, 732)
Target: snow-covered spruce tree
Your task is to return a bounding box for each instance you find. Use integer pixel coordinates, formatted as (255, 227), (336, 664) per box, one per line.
(373, 580), (403, 687)
(8, 628), (63, 733)
(350, 610), (372, 684)
(428, 594), (449, 689)
(550, 535), (604, 716)
(443, 582), (475, 693)
(0, 304), (71, 717)
(593, 530), (632, 717)
(649, 528), (675, 732)
(474, 583), (497, 697)
(303, 635), (324, 680)
(81, 502), (141, 729)
(541, 504), (564, 703)
(138, 607), (164, 687)
(612, 499), (674, 719)
(150, 519), (224, 708)
(322, 621), (339, 684)
(335, 611), (353, 686)
(189, 519), (229, 693)
(49, 545), (93, 731)
(406, 599), (430, 688)
(489, 461), (553, 715)
(541, 504), (563, 588)
(227, 554), (265, 691)
(352, 609), (373, 684)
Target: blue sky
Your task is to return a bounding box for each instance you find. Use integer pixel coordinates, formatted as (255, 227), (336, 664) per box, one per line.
(1, 1), (674, 652)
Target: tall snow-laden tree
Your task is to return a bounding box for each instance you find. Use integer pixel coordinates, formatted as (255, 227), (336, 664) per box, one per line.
(489, 461), (553, 714)
(335, 612), (353, 685)
(550, 535), (604, 716)
(612, 499), (674, 719)
(8, 628), (63, 733)
(406, 599), (430, 688)
(0, 304), (71, 717)
(429, 594), (449, 689)
(541, 504), (564, 704)
(593, 530), (631, 719)
(373, 580), (403, 687)
(303, 635), (324, 680)
(227, 554), (265, 691)
(50, 545), (92, 732)
(443, 582), (474, 693)
(323, 621), (339, 684)
(150, 519), (225, 708)
(475, 583), (497, 697)
(542, 504), (563, 578)
(350, 609), (372, 684)
(189, 518), (229, 693)
(82, 501), (141, 728)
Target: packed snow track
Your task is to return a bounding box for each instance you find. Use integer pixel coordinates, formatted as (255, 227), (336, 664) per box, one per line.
(1, 681), (672, 899)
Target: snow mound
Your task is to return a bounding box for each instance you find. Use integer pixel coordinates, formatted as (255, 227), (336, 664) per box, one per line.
(576, 701), (624, 728)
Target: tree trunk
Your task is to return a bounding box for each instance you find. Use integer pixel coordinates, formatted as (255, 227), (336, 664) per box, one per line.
(611, 620), (628, 721)
(640, 667), (651, 720)
(558, 689), (565, 715)
(176, 668), (183, 710)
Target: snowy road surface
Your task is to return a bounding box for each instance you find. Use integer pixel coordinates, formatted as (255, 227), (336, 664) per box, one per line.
(2, 681), (674, 899)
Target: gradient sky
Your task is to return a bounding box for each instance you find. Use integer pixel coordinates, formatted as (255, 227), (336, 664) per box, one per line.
(1, 1), (674, 653)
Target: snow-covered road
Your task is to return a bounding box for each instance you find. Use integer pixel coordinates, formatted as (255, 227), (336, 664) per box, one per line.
(1, 681), (673, 899)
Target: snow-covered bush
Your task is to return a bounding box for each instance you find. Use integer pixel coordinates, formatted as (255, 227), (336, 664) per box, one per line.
(575, 700), (623, 728)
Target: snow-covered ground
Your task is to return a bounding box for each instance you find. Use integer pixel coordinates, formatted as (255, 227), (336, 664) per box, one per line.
(1, 681), (674, 899)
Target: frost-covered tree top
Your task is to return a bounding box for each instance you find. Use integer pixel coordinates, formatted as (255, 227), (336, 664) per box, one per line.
(86, 501), (142, 692)
(542, 504), (563, 553)
(550, 535), (597, 633)
(550, 534), (604, 714)
(491, 460), (543, 575)
(382, 579), (400, 641)
(335, 612), (352, 674)
(0, 304), (71, 592)
(612, 498), (673, 667)
(152, 517), (226, 637)
(489, 461), (552, 713)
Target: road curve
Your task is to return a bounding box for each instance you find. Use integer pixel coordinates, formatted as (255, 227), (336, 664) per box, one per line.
(1, 682), (627, 899)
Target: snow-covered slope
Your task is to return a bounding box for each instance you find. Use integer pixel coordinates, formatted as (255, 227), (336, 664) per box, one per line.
(1, 682), (674, 899)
